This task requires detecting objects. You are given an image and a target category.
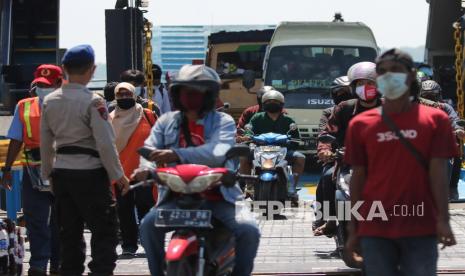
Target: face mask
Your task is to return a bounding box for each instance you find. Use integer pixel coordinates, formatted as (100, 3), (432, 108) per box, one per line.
(376, 72), (409, 100)
(116, 98), (136, 110)
(355, 84), (378, 102)
(179, 92), (205, 111)
(420, 92), (440, 102)
(263, 102), (283, 113)
(36, 87), (54, 100)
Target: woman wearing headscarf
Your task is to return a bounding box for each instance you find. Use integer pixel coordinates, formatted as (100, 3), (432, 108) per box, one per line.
(110, 82), (157, 256)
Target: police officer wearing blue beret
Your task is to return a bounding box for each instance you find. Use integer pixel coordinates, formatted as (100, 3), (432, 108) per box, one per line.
(40, 45), (130, 275)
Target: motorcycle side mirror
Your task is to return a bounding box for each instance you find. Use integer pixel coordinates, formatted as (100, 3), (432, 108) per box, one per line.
(318, 134), (336, 144)
(242, 70), (256, 91)
(225, 145), (251, 160)
(137, 146), (156, 160)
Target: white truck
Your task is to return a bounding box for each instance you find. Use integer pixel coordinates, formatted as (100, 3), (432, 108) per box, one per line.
(260, 22), (379, 154)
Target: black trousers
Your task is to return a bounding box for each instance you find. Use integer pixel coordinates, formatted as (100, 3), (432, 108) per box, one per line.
(115, 186), (154, 252)
(450, 156), (462, 189)
(51, 168), (118, 276)
(0, 256), (8, 274)
(315, 163), (336, 220)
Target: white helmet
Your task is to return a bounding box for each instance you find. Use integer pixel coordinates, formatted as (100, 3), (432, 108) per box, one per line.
(257, 86), (276, 98)
(262, 90), (285, 104)
(347, 62), (377, 85)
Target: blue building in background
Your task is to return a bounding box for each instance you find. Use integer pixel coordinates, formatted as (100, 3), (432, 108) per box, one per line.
(152, 25), (275, 73)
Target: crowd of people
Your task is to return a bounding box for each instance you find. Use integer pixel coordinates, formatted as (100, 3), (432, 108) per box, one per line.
(0, 43), (460, 276)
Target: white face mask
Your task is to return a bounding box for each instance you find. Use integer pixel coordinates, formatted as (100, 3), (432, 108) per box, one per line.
(376, 72), (409, 100)
(36, 87), (55, 100)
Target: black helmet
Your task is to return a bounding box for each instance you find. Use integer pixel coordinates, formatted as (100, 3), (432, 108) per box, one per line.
(420, 80), (442, 102)
(330, 76), (353, 105)
(170, 65), (221, 113)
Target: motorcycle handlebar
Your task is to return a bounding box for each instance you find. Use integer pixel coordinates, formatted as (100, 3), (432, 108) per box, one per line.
(129, 179), (155, 191)
(236, 174), (259, 182)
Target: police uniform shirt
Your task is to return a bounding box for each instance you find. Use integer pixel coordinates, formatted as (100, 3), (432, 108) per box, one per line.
(40, 83), (124, 181)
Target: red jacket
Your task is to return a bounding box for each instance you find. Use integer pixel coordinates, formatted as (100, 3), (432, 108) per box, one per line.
(237, 105), (261, 130)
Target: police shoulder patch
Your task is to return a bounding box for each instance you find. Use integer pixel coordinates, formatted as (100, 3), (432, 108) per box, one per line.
(93, 98), (108, 120)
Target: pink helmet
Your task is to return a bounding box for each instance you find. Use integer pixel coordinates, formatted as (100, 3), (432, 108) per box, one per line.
(347, 62), (377, 85)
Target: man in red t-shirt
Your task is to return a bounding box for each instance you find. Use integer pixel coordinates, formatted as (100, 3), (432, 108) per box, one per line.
(344, 49), (457, 276)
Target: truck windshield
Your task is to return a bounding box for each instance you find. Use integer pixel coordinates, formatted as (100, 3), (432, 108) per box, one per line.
(264, 45), (377, 109)
(215, 45), (267, 79)
(265, 45), (377, 91)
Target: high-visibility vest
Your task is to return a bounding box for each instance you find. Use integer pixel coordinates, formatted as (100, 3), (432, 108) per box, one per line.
(18, 97), (41, 165)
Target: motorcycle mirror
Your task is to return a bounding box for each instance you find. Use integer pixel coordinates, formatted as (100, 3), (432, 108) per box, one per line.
(225, 145), (251, 160)
(137, 146), (156, 160)
(242, 70), (256, 90)
(221, 170), (236, 187)
(318, 134), (336, 144)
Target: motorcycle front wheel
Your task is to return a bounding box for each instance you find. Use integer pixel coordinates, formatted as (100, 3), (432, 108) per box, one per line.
(166, 256), (196, 276)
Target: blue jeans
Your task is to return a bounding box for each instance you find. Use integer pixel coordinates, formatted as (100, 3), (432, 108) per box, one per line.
(361, 236), (438, 276)
(140, 200), (260, 276)
(22, 168), (60, 271)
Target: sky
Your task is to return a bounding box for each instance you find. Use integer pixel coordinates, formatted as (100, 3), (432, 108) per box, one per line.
(60, 0), (430, 62)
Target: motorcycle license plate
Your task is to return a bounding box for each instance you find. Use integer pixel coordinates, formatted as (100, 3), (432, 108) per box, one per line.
(155, 209), (212, 228)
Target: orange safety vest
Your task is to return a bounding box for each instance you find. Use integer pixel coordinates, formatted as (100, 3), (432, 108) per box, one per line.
(17, 97), (41, 166)
(118, 109), (158, 202)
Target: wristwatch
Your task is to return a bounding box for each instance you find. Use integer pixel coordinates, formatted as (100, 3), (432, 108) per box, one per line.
(1, 166), (11, 173)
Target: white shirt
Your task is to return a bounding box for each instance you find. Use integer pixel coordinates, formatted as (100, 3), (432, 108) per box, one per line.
(152, 84), (171, 115)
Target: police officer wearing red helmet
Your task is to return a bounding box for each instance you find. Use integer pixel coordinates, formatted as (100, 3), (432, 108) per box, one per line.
(1, 64), (63, 276)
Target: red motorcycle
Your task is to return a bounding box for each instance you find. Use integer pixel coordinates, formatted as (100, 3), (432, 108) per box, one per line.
(136, 146), (256, 276)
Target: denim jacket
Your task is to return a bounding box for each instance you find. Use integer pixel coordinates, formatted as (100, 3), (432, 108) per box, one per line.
(140, 110), (243, 205)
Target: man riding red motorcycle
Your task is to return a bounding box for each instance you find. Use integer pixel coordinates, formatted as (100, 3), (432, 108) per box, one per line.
(133, 64), (260, 276)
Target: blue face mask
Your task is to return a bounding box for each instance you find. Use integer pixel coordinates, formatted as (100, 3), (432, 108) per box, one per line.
(376, 72), (409, 100)
(36, 87), (55, 100)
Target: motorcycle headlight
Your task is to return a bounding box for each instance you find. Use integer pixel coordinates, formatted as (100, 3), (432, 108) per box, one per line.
(157, 172), (187, 193)
(188, 173), (223, 193)
(262, 158), (275, 169)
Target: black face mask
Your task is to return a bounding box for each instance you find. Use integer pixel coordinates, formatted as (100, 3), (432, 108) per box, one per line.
(117, 98), (136, 110)
(333, 93), (353, 105)
(420, 92), (441, 102)
(263, 102), (283, 113)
